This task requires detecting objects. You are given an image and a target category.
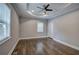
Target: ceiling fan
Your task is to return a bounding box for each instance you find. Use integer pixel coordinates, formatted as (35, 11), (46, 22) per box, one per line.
(37, 4), (53, 12)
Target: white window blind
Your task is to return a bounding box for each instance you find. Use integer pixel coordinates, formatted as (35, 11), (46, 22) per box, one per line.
(0, 4), (11, 44)
(37, 22), (44, 32)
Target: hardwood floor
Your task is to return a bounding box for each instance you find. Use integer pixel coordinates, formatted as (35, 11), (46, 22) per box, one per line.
(12, 37), (79, 55)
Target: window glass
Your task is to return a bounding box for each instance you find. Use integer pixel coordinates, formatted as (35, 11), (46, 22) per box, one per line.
(0, 4), (11, 43)
(37, 22), (44, 32)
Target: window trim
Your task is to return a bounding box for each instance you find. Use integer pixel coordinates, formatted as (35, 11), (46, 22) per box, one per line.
(0, 4), (11, 45)
(0, 37), (11, 45)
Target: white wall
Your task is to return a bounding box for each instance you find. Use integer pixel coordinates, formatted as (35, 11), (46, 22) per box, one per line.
(48, 10), (79, 49)
(0, 4), (19, 54)
(20, 18), (48, 38)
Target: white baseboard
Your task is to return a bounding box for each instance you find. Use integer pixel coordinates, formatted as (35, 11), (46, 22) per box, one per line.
(8, 36), (79, 55)
(19, 36), (48, 40)
(52, 37), (79, 51)
(8, 39), (19, 55)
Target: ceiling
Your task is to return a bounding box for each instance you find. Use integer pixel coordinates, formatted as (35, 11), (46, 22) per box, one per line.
(12, 3), (79, 20)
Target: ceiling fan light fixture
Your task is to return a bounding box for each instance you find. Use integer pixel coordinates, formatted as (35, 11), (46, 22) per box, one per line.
(44, 14), (47, 16)
(42, 12), (48, 16)
(42, 12), (45, 15)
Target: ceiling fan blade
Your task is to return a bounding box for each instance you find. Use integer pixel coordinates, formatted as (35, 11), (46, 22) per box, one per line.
(46, 9), (53, 11)
(45, 4), (50, 9)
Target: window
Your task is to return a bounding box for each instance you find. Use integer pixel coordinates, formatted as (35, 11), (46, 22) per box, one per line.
(37, 22), (44, 32)
(0, 4), (11, 44)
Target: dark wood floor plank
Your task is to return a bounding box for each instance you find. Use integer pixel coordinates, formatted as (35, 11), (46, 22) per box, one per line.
(12, 37), (79, 55)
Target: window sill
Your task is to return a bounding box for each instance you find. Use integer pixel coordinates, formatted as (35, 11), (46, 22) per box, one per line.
(0, 36), (11, 45)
